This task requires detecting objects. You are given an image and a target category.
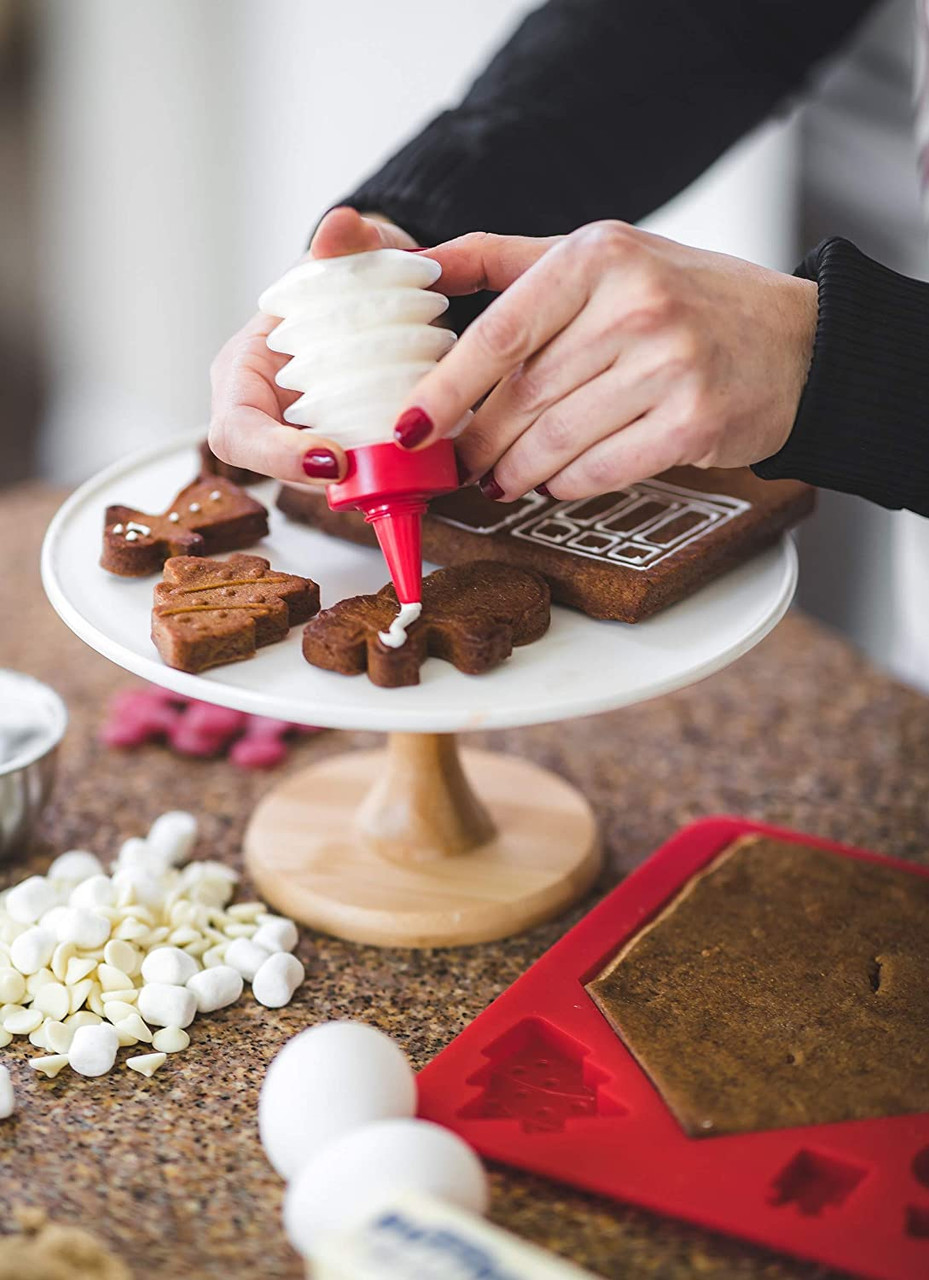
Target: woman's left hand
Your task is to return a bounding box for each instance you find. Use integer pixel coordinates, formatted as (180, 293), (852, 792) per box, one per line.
(392, 222), (818, 500)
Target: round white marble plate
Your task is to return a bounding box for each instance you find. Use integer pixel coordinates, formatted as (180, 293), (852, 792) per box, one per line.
(41, 432), (797, 733)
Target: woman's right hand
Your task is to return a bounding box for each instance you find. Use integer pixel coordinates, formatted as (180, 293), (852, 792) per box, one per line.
(208, 207), (417, 485)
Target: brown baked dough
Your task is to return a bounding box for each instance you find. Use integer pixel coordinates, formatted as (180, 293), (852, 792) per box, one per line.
(102, 475), (269, 577)
(302, 561), (550, 688)
(152, 553), (319, 674)
(586, 835), (929, 1136)
(277, 467), (814, 622)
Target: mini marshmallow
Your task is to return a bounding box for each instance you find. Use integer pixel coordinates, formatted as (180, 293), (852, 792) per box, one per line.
(10, 926), (55, 975)
(187, 965), (243, 1013)
(0, 1065), (14, 1118)
(69, 874), (115, 910)
(40, 906), (70, 938)
(69, 1022), (119, 1077)
(137, 982), (197, 1029)
(48, 850), (103, 883)
(126, 1051), (166, 1077)
(152, 1026), (189, 1053)
(140, 946), (198, 986)
(111, 869), (163, 908)
(5, 877), (58, 925)
(224, 938), (271, 982)
(251, 917), (299, 954)
(54, 908), (110, 950)
(146, 811), (197, 866)
(0, 968), (25, 1004)
(29, 1054), (69, 1079)
(252, 953), (304, 1008)
(114, 837), (150, 871)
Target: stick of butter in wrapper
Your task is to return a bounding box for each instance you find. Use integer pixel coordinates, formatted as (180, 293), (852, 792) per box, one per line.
(305, 1189), (602, 1280)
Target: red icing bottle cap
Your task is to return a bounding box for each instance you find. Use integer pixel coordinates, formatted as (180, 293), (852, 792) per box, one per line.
(326, 440), (459, 604)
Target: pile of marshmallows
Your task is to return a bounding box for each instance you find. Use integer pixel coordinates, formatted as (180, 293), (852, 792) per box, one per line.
(260, 1021), (488, 1261)
(0, 810), (303, 1108)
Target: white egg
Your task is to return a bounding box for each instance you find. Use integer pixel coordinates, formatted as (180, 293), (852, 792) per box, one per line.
(259, 1021), (417, 1180)
(283, 1118), (488, 1255)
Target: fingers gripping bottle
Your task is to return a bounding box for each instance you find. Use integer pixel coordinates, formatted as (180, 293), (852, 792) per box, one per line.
(258, 250), (459, 647)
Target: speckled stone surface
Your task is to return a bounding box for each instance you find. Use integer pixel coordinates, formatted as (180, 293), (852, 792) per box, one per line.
(1, 483), (928, 1280)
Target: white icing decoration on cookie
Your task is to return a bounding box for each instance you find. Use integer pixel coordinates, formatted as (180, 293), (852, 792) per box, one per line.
(188, 502), (201, 513)
(378, 601), (422, 649)
(125, 522), (151, 536)
(112, 524), (124, 534)
(209, 490), (221, 501)
(125, 531), (138, 542)
(168, 512), (180, 523)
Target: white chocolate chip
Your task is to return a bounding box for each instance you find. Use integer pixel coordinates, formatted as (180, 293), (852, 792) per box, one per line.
(64, 955), (97, 986)
(69, 1022), (119, 1076)
(33, 982), (70, 1022)
(224, 938), (271, 982)
(252, 953), (304, 1008)
(45, 1020), (73, 1054)
(67, 977), (95, 1014)
(251, 917), (299, 954)
(29, 1023), (50, 1049)
(10, 926), (55, 975)
(0, 1065), (14, 1117)
(51, 942), (76, 982)
(226, 902), (263, 922)
(116, 1013), (152, 1044)
(0, 968), (25, 1004)
(137, 982), (196, 1029)
(65, 1011), (101, 1030)
(5, 1006), (43, 1035)
(26, 967), (56, 997)
(103, 1000), (137, 1025)
(100, 987), (137, 1005)
(0, 1029), (12, 1048)
(151, 1025), (189, 1053)
(126, 1052), (166, 1077)
(97, 963), (133, 991)
(103, 939), (139, 976)
(187, 966), (242, 1013)
(30, 1054), (69, 1079)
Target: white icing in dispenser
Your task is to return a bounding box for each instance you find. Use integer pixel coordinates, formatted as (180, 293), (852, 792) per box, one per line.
(378, 602), (423, 650)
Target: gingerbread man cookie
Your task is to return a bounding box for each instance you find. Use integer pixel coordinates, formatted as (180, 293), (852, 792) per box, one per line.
(302, 561), (550, 688)
(153, 553), (319, 674)
(102, 475), (269, 577)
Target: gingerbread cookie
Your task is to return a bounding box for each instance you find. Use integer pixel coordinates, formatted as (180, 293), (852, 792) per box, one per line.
(102, 475), (269, 577)
(198, 438), (266, 487)
(302, 561), (550, 687)
(278, 467), (814, 622)
(152, 553), (319, 674)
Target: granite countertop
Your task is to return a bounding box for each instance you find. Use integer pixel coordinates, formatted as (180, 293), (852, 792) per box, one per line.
(1, 482), (927, 1280)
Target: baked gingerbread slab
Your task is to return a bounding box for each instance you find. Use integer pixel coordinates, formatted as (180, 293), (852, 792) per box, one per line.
(277, 467), (814, 622)
(302, 561), (550, 688)
(153, 553), (319, 674)
(586, 834), (929, 1137)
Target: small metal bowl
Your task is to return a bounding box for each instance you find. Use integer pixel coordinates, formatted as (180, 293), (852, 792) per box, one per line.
(0, 670), (68, 862)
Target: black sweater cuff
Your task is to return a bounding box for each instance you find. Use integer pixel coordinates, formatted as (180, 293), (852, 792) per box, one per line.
(752, 237), (929, 517)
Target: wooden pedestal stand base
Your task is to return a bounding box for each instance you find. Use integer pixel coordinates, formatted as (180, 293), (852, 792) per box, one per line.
(244, 733), (601, 948)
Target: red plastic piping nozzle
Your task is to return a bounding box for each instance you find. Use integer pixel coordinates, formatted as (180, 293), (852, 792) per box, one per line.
(325, 439), (460, 605)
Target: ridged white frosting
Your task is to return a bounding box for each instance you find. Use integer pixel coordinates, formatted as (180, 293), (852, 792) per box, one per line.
(258, 249), (456, 450)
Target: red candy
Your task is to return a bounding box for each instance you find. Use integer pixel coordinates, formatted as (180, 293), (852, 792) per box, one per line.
(100, 685), (319, 769)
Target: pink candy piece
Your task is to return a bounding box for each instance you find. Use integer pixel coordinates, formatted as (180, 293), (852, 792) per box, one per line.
(170, 701), (248, 756)
(100, 686), (322, 768)
(100, 687), (182, 747)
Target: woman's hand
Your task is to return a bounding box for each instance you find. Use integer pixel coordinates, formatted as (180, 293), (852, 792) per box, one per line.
(392, 222), (818, 501)
(208, 207), (417, 485)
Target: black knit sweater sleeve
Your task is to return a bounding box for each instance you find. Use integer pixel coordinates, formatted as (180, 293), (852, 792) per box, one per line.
(339, 0), (875, 244)
(752, 239), (929, 516)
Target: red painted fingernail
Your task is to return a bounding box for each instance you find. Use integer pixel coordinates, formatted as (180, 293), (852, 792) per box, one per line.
(479, 471), (504, 502)
(302, 448), (340, 480)
(394, 407), (433, 449)
(535, 483), (551, 497)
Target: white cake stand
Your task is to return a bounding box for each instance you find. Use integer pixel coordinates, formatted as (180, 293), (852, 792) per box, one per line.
(42, 433), (797, 947)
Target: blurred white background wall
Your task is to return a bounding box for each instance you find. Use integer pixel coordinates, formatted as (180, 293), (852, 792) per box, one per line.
(33, 0), (798, 483)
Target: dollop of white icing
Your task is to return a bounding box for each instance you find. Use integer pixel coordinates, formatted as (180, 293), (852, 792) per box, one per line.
(258, 249), (456, 450)
(378, 601), (422, 649)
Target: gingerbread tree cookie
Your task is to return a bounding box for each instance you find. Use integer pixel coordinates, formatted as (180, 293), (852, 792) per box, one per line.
(153, 554), (319, 674)
(302, 561), (550, 688)
(102, 475), (269, 577)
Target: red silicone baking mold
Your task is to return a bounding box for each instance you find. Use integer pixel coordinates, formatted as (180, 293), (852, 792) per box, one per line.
(417, 818), (929, 1280)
